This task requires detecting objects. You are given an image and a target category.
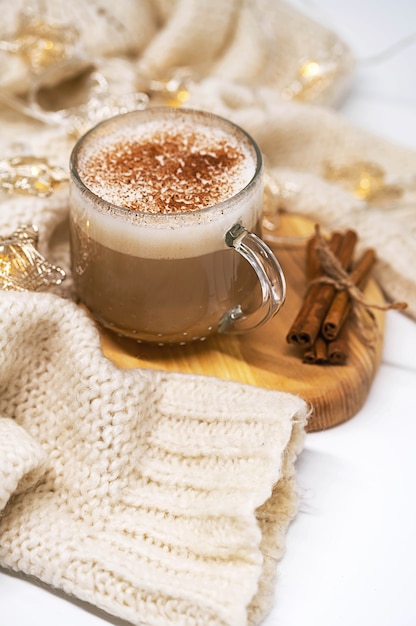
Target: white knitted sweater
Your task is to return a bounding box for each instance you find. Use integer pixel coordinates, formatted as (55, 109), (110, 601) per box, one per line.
(0, 1), (414, 625)
(0, 290), (307, 626)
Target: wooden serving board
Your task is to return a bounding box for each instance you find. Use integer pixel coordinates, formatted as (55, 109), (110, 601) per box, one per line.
(99, 215), (385, 431)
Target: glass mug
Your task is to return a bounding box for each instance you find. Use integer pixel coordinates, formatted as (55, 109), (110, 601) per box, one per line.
(69, 107), (286, 344)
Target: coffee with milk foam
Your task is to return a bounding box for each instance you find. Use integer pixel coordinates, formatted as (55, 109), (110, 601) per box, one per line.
(70, 110), (263, 342)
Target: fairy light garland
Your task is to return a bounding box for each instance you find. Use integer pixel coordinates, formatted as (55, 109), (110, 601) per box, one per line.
(0, 9), (412, 290)
(324, 161), (405, 205)
(0, 225), (65, 291)
(0, 156), (67, 197)
(0, 11), (79, 73)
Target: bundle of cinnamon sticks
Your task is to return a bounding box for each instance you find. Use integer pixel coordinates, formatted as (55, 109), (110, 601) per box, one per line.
(286, 226), (377, 365)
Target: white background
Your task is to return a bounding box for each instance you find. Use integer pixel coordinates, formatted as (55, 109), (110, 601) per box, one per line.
(1, 1), (416, 625)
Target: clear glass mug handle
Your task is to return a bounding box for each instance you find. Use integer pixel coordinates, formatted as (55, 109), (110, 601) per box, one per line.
(218, 223), (286, 334)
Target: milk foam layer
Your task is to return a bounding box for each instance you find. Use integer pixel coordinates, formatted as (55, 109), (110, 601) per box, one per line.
(70, 110), (262, 258)
(77, 119), (256, 213)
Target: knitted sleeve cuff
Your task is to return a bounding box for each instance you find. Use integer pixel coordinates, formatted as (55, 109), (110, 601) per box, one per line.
(0, 292), (309, 626)
(0, 418), (47, 512)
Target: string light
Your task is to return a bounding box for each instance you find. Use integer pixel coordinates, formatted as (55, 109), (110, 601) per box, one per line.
(0, 156), (67, 197)
(34, 72), (149, 138)
(147, 71), (193, 107)
(0, 12), (79, 73)
(282, 55), (341, 102)
(324, 161), (404, 205)
(0, 225), (65, 291)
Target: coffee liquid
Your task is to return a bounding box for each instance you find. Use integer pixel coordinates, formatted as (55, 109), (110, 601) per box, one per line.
(70, 110), (263, 342)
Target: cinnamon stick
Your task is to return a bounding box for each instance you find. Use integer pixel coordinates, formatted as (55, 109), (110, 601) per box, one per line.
(322, 248), (377, 340)
(327, 329), (348, 365)
(306, 233), (329, 281)
(286, 229), (357, 348)
(303, 335), (328, 364)
(286, 231), (342, 346)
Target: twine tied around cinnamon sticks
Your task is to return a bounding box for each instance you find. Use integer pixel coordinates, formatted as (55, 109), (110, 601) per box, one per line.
(286, 224), (407, 365)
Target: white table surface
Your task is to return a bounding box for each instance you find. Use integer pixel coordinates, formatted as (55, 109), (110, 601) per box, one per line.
(2, 1), (416, 625)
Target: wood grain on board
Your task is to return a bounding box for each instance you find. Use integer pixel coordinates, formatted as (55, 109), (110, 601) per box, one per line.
(99, 215), (384, 431)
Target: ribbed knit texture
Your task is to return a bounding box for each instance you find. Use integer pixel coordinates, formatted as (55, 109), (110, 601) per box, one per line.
(0, 291), (308, 626)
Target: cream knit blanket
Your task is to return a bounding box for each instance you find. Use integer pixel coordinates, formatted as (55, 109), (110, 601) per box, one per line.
(0, 1), (414, 625)
(0, 290), (307, 626)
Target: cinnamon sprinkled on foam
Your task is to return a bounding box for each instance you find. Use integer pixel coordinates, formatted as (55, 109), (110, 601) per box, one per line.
(78, 122), (254, 213)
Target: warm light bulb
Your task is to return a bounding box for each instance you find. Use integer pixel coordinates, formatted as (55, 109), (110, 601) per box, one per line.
(0, 226), (66, 291)
(299, 60), (322, 79)
(1, 13), (78, 72)
(324, 160), (403, 205)
(0, 156), (67, 197)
